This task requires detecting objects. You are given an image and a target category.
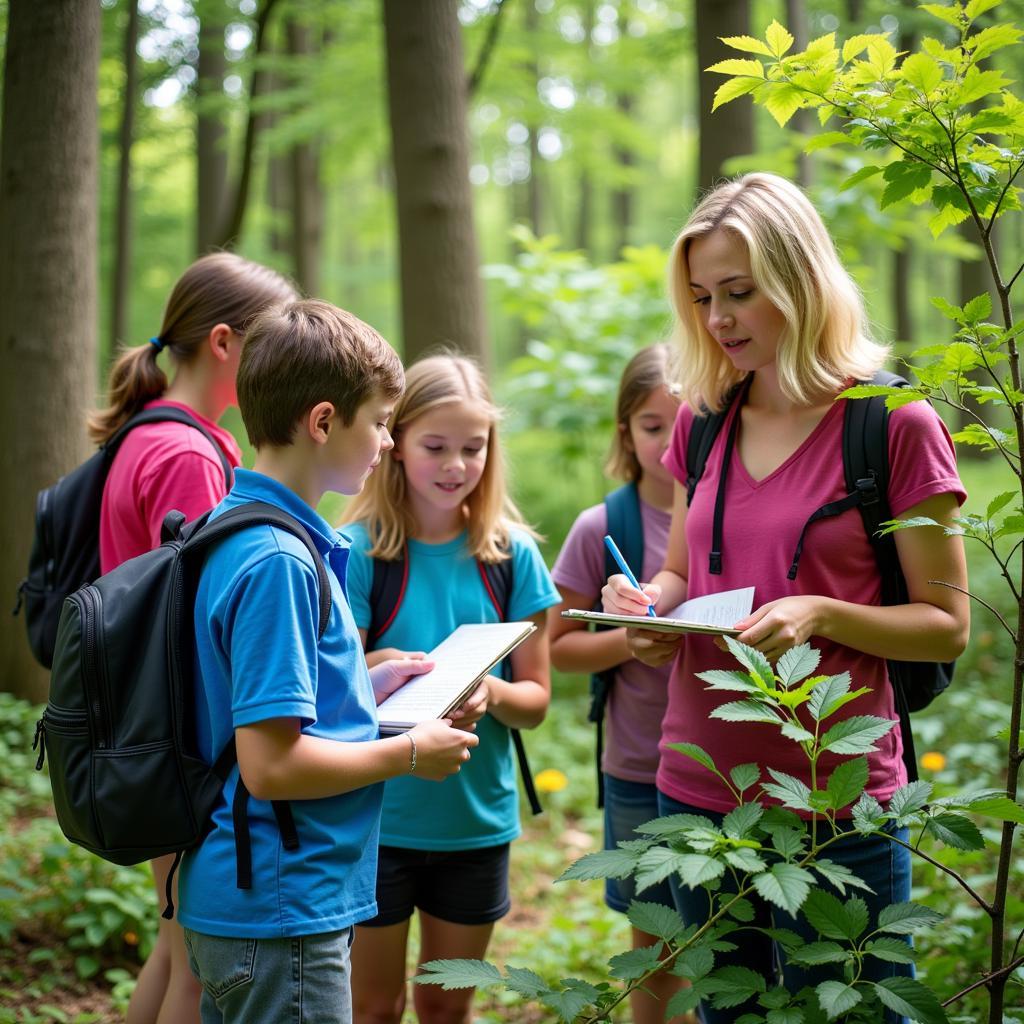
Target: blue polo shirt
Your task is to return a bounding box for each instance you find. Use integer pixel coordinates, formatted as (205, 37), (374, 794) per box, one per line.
(342, 523), (559, 851)
(178, 469), (382, 938)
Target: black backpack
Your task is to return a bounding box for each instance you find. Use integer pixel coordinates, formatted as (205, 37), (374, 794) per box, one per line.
(684, 370), (955, 779)
(586, 482), (644, 808)
(15, 407), (233, 669)
(367, 548), (543, 815)
(33, 502), (330, 913)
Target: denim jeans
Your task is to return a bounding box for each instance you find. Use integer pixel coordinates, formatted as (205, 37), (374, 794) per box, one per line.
(184, 927), (354, 1024)
(656, 792), (913, 1024)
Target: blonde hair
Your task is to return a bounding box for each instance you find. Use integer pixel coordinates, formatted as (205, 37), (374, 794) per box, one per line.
(89, 253), (296, 443)
(605, 343), (681, 482)
(669, 172), (888, 412)
(343, 352), (538, 562)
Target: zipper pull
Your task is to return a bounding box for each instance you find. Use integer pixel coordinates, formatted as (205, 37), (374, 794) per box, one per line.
(12, 579), (26, 616)
(33, 718), (46, 771)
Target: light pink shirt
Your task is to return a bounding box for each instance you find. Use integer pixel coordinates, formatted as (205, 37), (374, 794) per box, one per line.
(552, 496), (672, 783)
(99, 399), (243, 573)
(659, 397), (965, 815)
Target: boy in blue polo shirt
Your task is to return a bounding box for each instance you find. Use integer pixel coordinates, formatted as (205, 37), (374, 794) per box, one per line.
(178, 299), (479, 1024)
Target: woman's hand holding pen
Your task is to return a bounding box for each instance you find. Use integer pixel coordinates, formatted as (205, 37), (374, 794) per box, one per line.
(601, 574), (682, 667)
(407, 720), (479, 780)
(369, 653), (435, 705)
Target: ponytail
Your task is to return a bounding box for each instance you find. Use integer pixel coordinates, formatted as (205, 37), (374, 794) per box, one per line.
(87, 342), (169, 444)
(87, 252), (297, 445)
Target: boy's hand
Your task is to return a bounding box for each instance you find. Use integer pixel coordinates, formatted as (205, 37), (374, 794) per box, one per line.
(369, 654), (434, 705)
(408, 720), (479, 781)
(448, 679), (491, 729)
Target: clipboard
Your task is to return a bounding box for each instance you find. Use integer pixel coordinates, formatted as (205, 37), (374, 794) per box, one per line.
(561, 608), (742, 637)
(377, 621), (537, 734)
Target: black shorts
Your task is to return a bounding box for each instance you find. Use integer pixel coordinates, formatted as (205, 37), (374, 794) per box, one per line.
(360, 843), (511, 928)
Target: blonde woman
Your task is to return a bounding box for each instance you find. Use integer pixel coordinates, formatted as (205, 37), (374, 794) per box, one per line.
(342, 353), (560, 1024)
(602, 173), (969, 1023)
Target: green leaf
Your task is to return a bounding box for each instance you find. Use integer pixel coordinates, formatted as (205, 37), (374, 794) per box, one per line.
(673, 943), (715, 981)
(724, 637), (775, 688)
(721, 34), (774, 56)
(877, 902), (944, 935)
(766, 1008), (806, 1024)
(635, 846), (692, 893)
(414, 959), (504, 990)
(825, 757), (869, 811)
(706, 58), (765, 78)
(807, 672), (858, 721)
(811, 858), (876, 895)
(865, 36), (898, 77)
(881, 161), (934, 209)
(776, 645), (821, 687)
(842, 34), (879, 62)
(731, 763), (761, 792)
(803, 891), (869, 942)
(764, 84), (804, 128)
(706, 965), (767, 1008)
(804, 131), (849, 153)
(753, 863), (814, 915)
(889, 780), (934, 822)
(943, 793), (1024, 823)
(839, 164), (884, 191)
(920, 3), (968, 28)
(609, 944), (664, 980)
(558, 848), (639, 882)
(787, 940), (849, 966)
(697, 669), (762, 693)
(864, 937), (917, 965)
(769, 826), (807, 860)
(816, 980), (862, 1019)
(963, 291), (993, 323)
(901, 52), (944, 95)
(781, 722), (815, 744)
(852, 793), (887, 832)
(762, 769), (813, 812)
(541, 979), (602, 1023)
(627, 900), (687, 941)
(966, 0), (1001, 17)
(873, 975), (948, 1024)
(724, 847), (767, 873)
(958, 67), (1010, 106)
(635, 812), (719, 838)
(667, 742), (718, 775)
(986, 490), (1016, 519)
(711, 700), (782, 725)
(820, 715), (896, 755)
(969, 23), (1024, 61)
(712, 77), (762, 111)
(677, 853), (728, 888)
(723, 802), (764, 840)
(503, 966), (549, 999)
(765, 20), (795, 57)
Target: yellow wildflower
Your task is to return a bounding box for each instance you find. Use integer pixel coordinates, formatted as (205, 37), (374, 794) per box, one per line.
(534, 768), (569, 793)
(920, 751), (947, 772)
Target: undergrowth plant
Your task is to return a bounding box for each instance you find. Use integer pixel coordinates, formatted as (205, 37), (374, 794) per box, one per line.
(419, 2), (1024, 1020)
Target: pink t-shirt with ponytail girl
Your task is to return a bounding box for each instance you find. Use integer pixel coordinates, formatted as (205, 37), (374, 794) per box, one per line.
(99, 399), (243, 573)
(658, 397), (965, 815)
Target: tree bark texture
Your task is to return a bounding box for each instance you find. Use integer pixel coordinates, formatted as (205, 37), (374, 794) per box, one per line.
(196, 3), (229, 255)
(382, 0), (487, 364)
(111, 0), (140, 352)
(611, 92), (635, 257)
(696, 0), (754, 191)
(0, 0), (100, 701)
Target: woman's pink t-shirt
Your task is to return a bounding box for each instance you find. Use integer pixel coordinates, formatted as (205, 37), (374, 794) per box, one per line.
(659, 397), (965, 815)
(551, 497), (672, 784)
(99, 399), (243, 573)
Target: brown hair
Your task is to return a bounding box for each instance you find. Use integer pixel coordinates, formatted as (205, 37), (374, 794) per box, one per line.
(343, 352), (539, 562)
(237, 299), (405, 448)
(605, 343), (681, 482)
(88, 252), (297, 443)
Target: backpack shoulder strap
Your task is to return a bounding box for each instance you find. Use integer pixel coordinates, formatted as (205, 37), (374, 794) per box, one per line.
(109, 407), (233, 490)
(479, 552), (514, 621)
(602, 482), (644, 582)
(842, 369), (908, 606)
(181, 502), (332, 640)
(685, 386), (742, 505)
(367, 550), (409, 649)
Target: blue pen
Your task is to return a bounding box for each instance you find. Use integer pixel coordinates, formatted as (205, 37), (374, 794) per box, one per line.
(603, 534), (656, 617)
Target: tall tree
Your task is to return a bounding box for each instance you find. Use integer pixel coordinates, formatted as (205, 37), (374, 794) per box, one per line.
(696, 0), (753, 190)
(382, 0), (488, 363)
(196, 0), (229, 254)
(0, 0), (100, 701)
(111, 0), (140, 352)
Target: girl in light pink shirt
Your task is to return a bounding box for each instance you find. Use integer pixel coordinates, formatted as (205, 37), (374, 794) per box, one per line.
(603, 173), (968, 1024)
(88, 252), (295, 1024)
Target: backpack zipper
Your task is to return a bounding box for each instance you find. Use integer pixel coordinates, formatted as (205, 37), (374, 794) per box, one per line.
(34, 706), (89, 770)
(71, 588), (111, 749)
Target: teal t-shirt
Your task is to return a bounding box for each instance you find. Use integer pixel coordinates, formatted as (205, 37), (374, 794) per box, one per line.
(343, 523), (559, 850)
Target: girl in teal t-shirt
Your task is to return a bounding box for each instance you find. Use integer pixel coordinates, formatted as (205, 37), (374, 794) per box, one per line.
(343, 353), (559, 1024)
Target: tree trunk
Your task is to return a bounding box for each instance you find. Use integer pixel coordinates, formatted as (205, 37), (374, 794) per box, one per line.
(0, 0), (99, 701)
(785, 0), (812, 186)
(524, 0), (543, 237)
(382, 0), (488, 364)
(576, 171), (593, 252)
(696, 0), (754, 190)
(611, 92), (635, 257)
(196, 2), (228, 255)
(846, 0), (863, 25)
(111, 0), (139, 354)
(288, 18), (323, 296)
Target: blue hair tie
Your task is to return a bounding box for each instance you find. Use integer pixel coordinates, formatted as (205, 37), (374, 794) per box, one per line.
(149, 336), (165, 352)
